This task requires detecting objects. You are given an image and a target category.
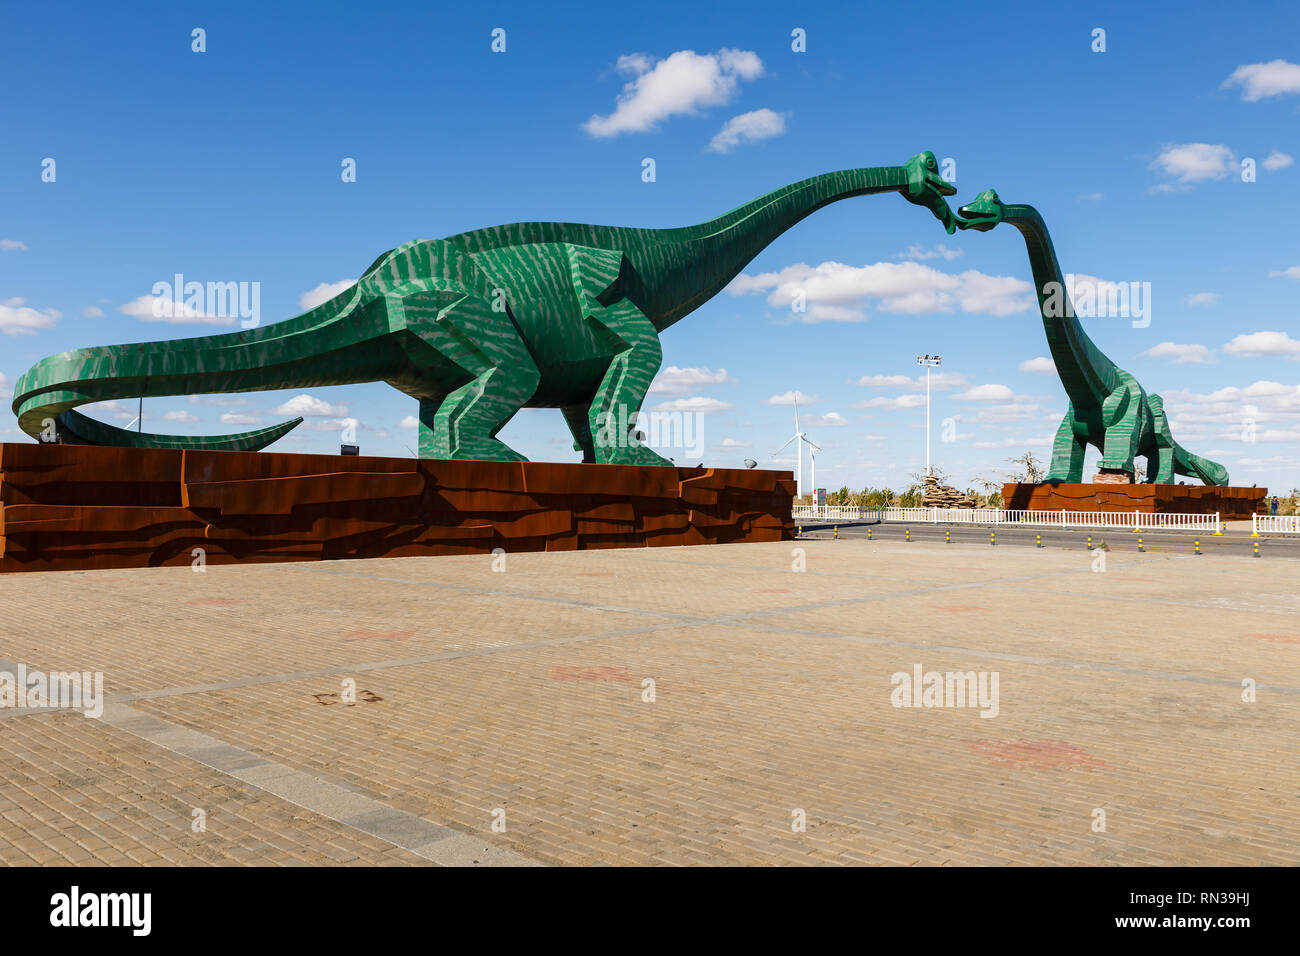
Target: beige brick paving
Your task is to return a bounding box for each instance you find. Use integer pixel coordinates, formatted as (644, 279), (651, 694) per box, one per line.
(0, 711), (430, 866)
(2, 539), (1298, 865)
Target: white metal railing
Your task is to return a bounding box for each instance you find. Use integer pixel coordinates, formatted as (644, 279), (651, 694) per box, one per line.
(792, 505), (884, 522)
(873, 507), (1220, 532)
(1253, 514), (1300, 534)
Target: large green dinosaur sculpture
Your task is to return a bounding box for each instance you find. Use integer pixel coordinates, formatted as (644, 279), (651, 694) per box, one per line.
(955, 190), (1228, 485)
(13, 152), (958, 465)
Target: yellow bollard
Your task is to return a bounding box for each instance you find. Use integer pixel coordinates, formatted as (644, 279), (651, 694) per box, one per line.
(1194, 539), (1202, 555)
(905, 528), (911, 543)
(1254, 540), (1260, 558)
(867, 527), (873, 541)
(796, 525), (801, 538)
(1087, 535), (1093, 550)
(945, 529), (951, 544)
(833, 525), (839, 539)
(1036, 534), (1042, 549)
(990, 531), (996, 546)
(1138, 537), (1144, 552)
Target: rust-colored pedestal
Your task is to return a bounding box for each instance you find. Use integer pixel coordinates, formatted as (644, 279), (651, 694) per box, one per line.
(1002, 481), (1267, 517)
(0, 443), (795, 573)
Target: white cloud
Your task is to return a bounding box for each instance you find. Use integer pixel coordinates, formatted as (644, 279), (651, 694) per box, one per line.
(706, 108), (786, 153)
(299, 280), (357, 311)
(1149, 143), (1236, 184)
(120, 294), (234, 325)
(851, 394), (925, 410)
(82, 400), (138, 421)
(81, 305), (104, 317)
(1018, 357), (1055, 374)
(0, 239), (27, 251)
(850, 371), (969, 390)
(1268, 266), (1300, 280)
(189, 395), (253, 407)
(971, 434), (1054, 450)
(273, 394), (349, 417)
(1161, 382), (1300, 436)
(1142, 341), (1215, 364)
(648, 365), (733, 395)
(851, 374), (913, 387)
(1222, 59), (1300, 101)
(766, 390), (818, 406)
(583, 48), (764, 138)
(163, 410), (199, 423)
(955, 403), (1042, 425)
(653, 395), (733, 414)
(1077, 192), (1104, 202)
(1186, 292), (1219, 306)
(721, 438), (752, 447)
(0, 297), (59, 335)
(726, 260), (1033, 323)
(220, 412), (262, 426)
(399, 415), (419, 429)
(897, 244), (963, 261)
(805, 412), (848, 427)
(0, 372), (10, 399)
(1223, 331), (1300, 359)
(1263, 150), (1294, 172)
(300, 416), (362, 432)
(954, 384), (1017, 402)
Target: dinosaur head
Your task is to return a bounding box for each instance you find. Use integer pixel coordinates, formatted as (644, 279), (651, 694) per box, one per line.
(902, 151), (958, 235)
(955, 188), (1006, 232)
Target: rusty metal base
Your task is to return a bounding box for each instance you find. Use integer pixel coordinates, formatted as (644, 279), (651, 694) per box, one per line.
(0, 444), (795, 573)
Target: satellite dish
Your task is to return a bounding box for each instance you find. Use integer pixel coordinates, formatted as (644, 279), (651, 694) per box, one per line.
(743, 459), (757, 469)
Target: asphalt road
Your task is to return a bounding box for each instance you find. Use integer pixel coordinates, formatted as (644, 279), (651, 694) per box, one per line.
(793, 520), (1300, 558)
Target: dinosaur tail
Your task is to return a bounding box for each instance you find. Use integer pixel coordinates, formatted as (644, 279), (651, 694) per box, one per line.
(1171, 441), (1230, 486)
(11, 279), (398, 452)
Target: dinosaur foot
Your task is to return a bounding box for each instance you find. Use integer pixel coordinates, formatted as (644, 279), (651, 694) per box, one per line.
(595, 442), (674, 467)
(423, 437), (529, 462)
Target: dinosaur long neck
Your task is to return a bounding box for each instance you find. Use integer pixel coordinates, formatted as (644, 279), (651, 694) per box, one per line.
(647, 165), (910, 329)
(1001, 204), (1117, 407)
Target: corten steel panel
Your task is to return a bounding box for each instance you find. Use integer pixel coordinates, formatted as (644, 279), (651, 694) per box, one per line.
(0, 444), (794, 573)
(1002, 482), (1267, 517)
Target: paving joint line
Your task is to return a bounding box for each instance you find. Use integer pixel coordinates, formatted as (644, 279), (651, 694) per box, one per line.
(92, 700), (542, 867)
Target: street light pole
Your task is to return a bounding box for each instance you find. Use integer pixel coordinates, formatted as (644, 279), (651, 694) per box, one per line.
(916, 354), (942, 477)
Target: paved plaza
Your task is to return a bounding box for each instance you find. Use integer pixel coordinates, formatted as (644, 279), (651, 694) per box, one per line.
(1, 537), (1297, 866)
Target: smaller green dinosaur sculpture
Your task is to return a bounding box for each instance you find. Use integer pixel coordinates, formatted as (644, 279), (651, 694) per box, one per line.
(955, 189), (1228, 486)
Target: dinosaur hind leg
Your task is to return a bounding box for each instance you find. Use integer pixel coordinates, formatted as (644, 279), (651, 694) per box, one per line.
(586, 299), (672, 467)
(560, 243), (672, 467)
(1045, 405), (1087, 482)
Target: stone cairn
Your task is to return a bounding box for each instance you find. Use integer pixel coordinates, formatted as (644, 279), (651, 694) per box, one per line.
(921, 474), (977, 509)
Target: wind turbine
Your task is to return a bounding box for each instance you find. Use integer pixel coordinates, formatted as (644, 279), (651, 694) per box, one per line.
(771, 398), (821, 499)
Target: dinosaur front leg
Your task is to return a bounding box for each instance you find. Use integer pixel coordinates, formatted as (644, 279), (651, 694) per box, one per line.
(1098, 381), (1142, 477)
(1146, 395), (1176, 483)
(561, 404), (596, 462)
(1045, 404), (1088, 482)
(398, 291), (539, 461)
(587, 299), (672, 467)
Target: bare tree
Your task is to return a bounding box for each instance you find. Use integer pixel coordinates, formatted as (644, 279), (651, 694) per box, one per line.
(972, 474), (1003, 508)
(1004, 450), (1045, 483)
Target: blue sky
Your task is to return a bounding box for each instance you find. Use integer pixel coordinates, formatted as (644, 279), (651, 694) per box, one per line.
(3, 0), (1300, 493)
